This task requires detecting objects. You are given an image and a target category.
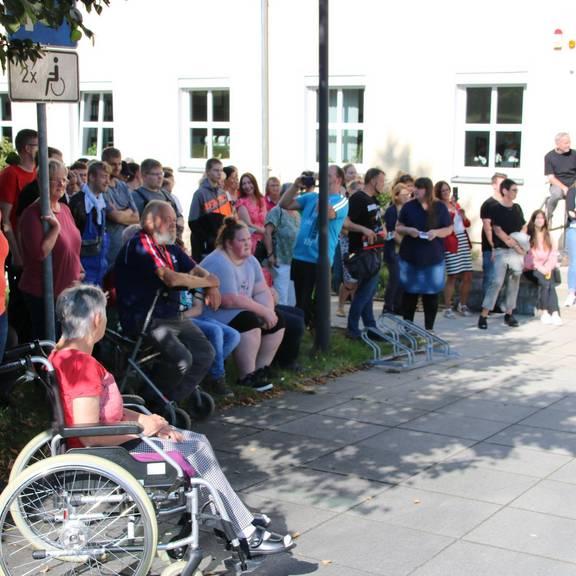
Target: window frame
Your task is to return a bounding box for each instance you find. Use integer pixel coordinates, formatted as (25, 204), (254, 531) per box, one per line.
(0, 92), (14, 144)
(305, 78), (366, 170)
(78, 90), (114, 159)
(178, 80), (231, 169)
(455, 76), (526, 177)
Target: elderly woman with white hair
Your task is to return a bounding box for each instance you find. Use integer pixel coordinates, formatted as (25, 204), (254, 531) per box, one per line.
(49, 283), (294, 557)
(19, 158), (83, 339)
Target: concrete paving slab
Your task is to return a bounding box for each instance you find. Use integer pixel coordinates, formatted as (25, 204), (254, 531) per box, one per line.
(303, 443), (426, 484)
(443, 441), (573, 478)
(358, 428), (476, 464)
(215, 450), (274, 491)
(240, 467), (389, 513)
(225, 429), (343, 467)
(218, 405), (309, 429)
(511, 479), (576, 519)
(407, 463), (540, 505)
(264, 390), (352, 413)
(471, 387), (568, 408)
(369, 388), (465, 411)
(520, 407), (576, 434)
(410, 540), (576, 576)
(547, 458), (576, 484)
(271, 413), (387, 445)
(398, 412), (511, 441)
(435, 397), (540, 423)
(465, 507), (576, 564)
(295, 513), (454, 576)
(319, 399), (429, 427)
(189, 420), (262, 452)
(240, 492), (339, 536)
(347, 485), (500, 538)
(489, 424), (576, 456)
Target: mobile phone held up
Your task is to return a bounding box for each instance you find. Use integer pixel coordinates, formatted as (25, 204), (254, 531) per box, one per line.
(453, 186), (459, 203)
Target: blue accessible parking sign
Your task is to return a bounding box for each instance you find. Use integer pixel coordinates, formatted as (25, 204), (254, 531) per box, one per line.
(10, 20), (77, 48)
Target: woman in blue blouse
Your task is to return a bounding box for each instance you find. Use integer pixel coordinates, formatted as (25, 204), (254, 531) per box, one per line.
(396, 177), (453, 331)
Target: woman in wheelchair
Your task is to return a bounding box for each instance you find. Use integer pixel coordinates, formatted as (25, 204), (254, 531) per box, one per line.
(50, 283), (294, 557)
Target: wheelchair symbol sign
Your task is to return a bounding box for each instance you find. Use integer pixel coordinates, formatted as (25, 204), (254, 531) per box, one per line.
(8, 48), (79, 103)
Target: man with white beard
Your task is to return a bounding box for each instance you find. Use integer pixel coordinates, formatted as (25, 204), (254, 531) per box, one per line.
(114, 200), (219, 407)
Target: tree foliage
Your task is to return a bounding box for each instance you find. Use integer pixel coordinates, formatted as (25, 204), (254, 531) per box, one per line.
(0, 0), (110, 70)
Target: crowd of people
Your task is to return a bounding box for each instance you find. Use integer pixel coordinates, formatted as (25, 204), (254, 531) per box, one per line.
(1, 128), (573, 383)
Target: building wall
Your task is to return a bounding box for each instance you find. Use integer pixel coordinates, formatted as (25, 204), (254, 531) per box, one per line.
(2, 0), (576, 244)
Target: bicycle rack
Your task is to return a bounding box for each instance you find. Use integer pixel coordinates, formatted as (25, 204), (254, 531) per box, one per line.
(360, 313), (458, 372)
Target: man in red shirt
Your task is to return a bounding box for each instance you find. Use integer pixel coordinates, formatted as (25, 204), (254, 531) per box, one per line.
(0, 129), (38, 340)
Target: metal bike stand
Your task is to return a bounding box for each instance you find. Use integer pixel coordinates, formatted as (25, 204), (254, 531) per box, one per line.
(380, 313), (458, 361)
(361, 327), (417, 372)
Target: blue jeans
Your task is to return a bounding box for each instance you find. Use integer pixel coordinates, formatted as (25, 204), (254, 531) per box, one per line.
(192, 318), (241, 380)
(347, 271), (381, 336)
(0, 313), (7, 364)
(567, 226), (576, 292)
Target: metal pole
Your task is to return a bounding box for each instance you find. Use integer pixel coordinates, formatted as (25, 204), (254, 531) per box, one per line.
(315, 0), (330, 352)
(261, 0), (270, 186)
(37, 103), (56, 341)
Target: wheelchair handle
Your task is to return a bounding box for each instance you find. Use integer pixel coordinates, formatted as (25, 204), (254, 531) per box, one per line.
(2, 340), (55, 361)
(0, 358), (27, 375)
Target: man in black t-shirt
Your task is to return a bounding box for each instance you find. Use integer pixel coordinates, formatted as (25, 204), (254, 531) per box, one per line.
(480, 172), (507, 303)
(344, 167), (385, 339)
(544, 132), (576, 221)
(478, 179), (527, 330)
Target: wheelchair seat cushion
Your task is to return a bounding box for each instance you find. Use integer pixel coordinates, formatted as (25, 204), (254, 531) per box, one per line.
(132, 450), (196, 478)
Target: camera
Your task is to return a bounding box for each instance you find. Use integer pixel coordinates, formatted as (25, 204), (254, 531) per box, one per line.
(301, 172), (316, 188)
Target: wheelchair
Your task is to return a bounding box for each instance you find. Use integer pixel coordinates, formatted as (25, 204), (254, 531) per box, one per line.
(0, 354), (283, 576)
(100, 287), (216, 430)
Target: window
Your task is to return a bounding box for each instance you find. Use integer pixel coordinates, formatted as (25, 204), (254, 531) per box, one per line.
(0, 94), (13, 143)
(183, 89), (230, 161)
(315, 87), (364, 164)
(462, 86), (524, 169)
(79, 92), (114, 157)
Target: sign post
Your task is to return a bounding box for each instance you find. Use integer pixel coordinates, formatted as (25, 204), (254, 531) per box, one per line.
(7, 43), (79, 342)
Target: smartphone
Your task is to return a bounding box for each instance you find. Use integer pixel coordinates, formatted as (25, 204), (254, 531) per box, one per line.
(418, 231), (429, 240)
(453, 186), (459, 203)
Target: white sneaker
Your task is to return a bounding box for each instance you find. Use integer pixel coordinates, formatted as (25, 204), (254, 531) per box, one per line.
(444, 309), (456, 319)
(457, 304), (472, 317)
(564, 293), (576, 307)
(551, 312), (563, 326)
(541, 311), (552, 325)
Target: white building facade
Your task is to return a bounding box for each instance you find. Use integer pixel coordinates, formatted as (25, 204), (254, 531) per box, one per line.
(2, 0), (576, 243)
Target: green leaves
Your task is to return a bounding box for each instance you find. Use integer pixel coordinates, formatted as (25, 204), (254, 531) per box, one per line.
(0, 0), (111, 71)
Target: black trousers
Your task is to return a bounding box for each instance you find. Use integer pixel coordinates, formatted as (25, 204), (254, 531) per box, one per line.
(523, 270), (560, 313)
(148, 317), (215, 402)
(290, 258), (318, 328)
(402, 292), (439, 330)
(274, 305), (305, 368)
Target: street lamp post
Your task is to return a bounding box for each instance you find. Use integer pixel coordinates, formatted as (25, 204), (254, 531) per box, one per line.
(315, 0), (330, 352)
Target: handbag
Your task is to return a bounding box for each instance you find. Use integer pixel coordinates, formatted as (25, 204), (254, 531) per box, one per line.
(552, 268), (562, 285)
(444, 233), (458, 254)
(344, 249), (382, 281)
(254, 239), (268, 263)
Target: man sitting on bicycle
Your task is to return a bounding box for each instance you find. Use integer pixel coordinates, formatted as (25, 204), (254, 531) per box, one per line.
(115, 200), (219, 406)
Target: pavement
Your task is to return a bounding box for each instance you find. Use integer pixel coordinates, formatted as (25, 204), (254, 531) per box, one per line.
(166, 280), (576, 576)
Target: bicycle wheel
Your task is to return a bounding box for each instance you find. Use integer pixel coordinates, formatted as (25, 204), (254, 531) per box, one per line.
(0, 454), (158, 576)
(8, 429), (53, 483)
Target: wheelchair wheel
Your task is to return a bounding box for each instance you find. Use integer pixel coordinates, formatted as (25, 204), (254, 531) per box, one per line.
(187, 389), (215, 421)
(8, 429), (53, 483)
(0, 454), (158, 575)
